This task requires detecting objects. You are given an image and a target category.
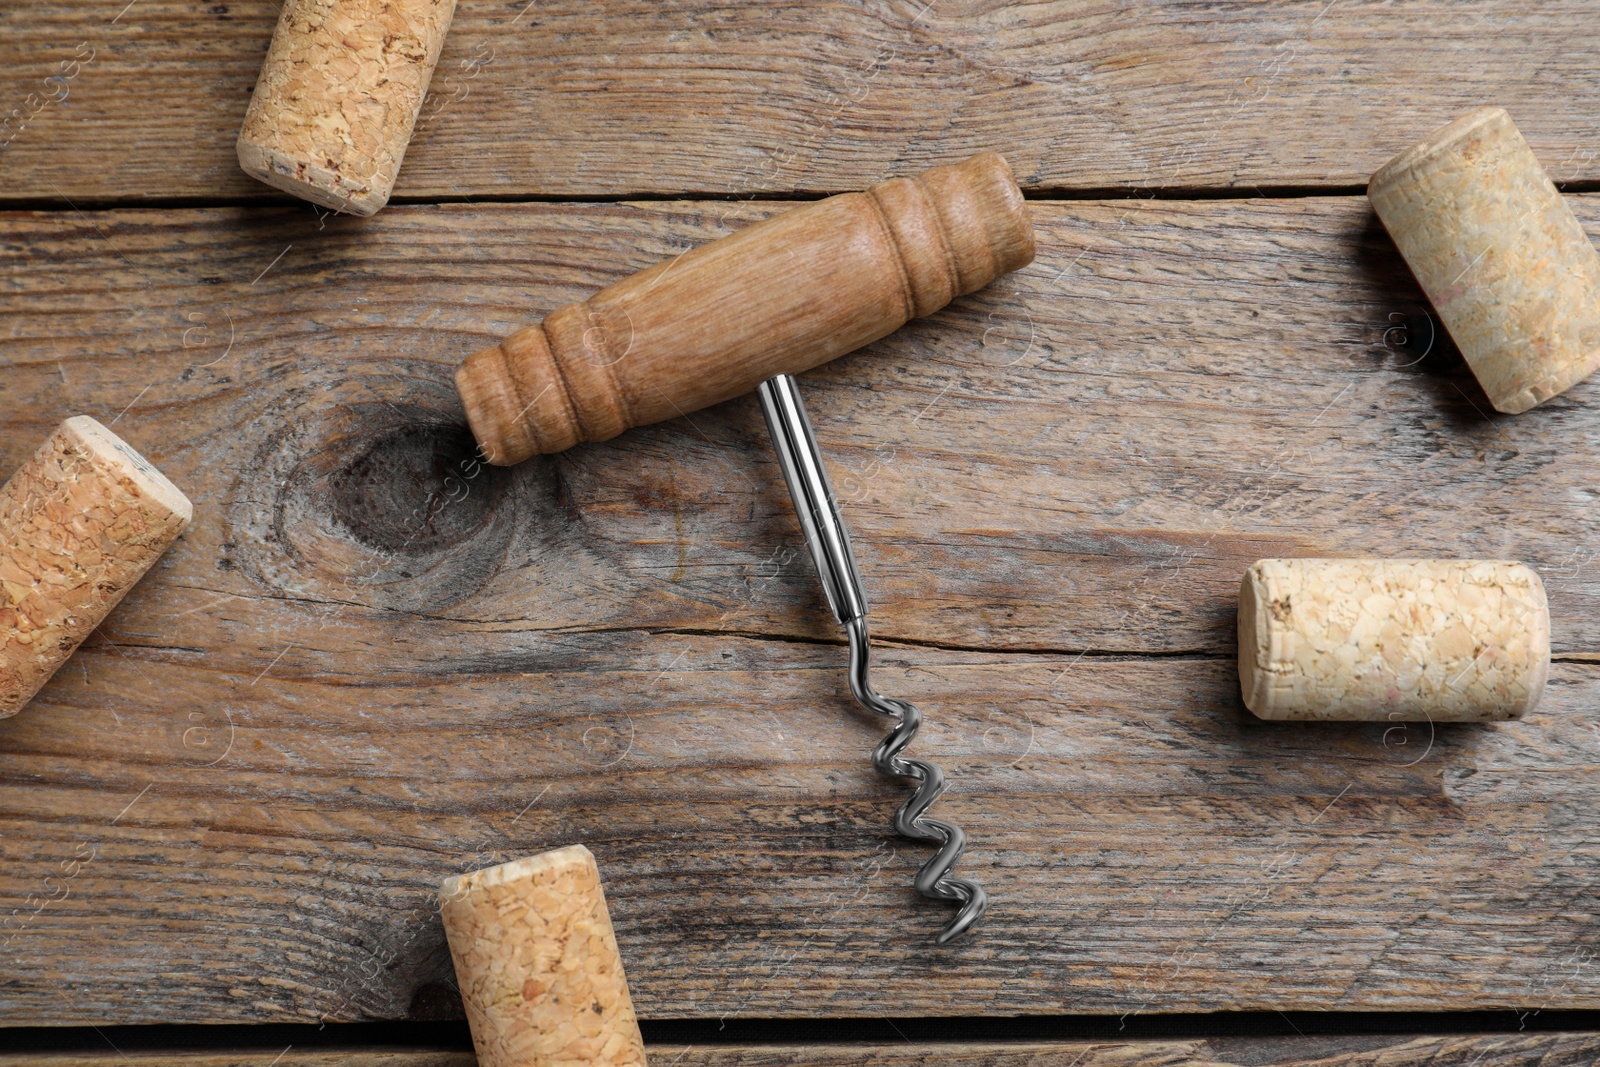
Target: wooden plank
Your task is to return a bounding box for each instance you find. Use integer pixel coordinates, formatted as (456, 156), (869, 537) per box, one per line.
(4, 1), (1600, 203)
(1, 197), (1599, 1024)
(11, 1035), (1600, 1067)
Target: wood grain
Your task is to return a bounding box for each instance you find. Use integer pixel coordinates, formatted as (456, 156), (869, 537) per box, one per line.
(5, 1), (1600, 203)
(2, 196), (1600, 1023)
(11, 1035), (1600, 1067)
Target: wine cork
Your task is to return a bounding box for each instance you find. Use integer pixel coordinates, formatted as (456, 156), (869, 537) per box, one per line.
(1368, 106), (1600, 414)
(439, 845), (646, 1067)
(0, 417), (192, 718)
(1239, 559), (1549, 722)
(236, 0), (457, 216)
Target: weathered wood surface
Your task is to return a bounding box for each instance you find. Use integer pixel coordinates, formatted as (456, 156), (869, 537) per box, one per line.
(11, 1034), (1600, 1067)
(5, 1), (1600, 203)
(2, 196), (1600, 1024)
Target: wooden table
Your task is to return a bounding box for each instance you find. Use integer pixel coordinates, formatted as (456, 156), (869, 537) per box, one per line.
(3, 2), (1600, 1064)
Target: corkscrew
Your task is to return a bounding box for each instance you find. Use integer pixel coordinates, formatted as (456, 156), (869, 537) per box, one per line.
(757, 373), (988, 944)
(447, 154), (1030, 939)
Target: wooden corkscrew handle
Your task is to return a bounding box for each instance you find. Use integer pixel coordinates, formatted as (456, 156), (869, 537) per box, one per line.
(455, 152), (1036, 465)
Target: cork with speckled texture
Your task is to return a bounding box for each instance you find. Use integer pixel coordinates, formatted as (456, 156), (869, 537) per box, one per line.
(237, 0), (456, 216)
(0, 416), (191, 719)
(439, 845), (646, 1067)
(1368, 106), (1600, 414)
(1239, 558), (1550, 722)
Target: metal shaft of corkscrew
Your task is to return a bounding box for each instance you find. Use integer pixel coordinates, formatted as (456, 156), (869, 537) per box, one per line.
(756, 373), (988, 944)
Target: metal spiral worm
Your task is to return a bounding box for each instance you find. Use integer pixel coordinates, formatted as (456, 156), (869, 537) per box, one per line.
(847, 615), (988, 943)
(758, 373), (988, 944)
